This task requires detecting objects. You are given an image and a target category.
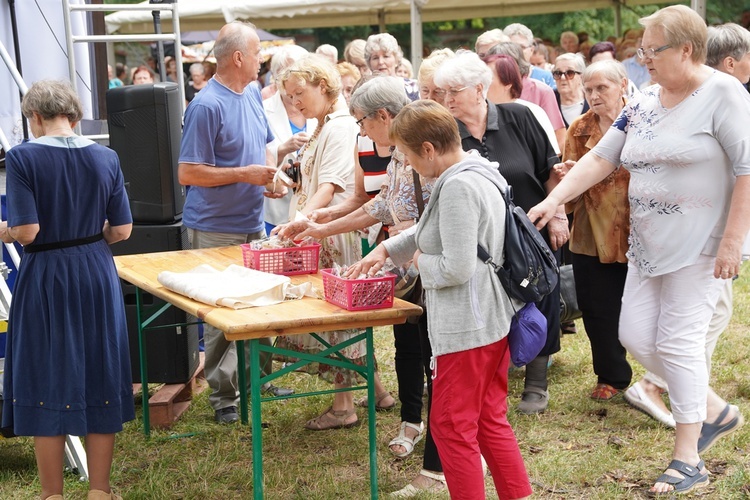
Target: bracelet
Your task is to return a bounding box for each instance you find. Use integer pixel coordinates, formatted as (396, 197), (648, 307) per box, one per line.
(553, 214), (568, 221)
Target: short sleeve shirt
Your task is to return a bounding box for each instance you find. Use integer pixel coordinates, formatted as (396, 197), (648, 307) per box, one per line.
(179, 78), (274, 234)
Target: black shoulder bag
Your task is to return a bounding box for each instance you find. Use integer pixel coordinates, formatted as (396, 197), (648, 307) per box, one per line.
(477, 185), (559, 304)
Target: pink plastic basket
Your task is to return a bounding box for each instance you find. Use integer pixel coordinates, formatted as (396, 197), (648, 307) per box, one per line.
(320, 268), (396, 311)
(240, 242), (321, 276)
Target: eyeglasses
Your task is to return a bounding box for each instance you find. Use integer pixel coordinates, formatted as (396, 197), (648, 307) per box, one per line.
(636, 44), (672, 60)
(369, 53), (395, 63)
(552, 70), (582, 80)
(355, 113), (373, 128)
(445, 86), (468, 97)
(419, 87), (446, 99)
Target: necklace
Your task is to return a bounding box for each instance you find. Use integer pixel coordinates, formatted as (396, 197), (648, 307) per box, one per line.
(298, 101), (336, 159)
(662, 74), (695, 109)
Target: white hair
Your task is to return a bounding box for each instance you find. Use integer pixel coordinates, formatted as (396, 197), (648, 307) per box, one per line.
(315, 44), (338, 63)
(503, 23), (534, 45)
(364, 33), (403, 65)
(475, 29), (510, 51)
(433, 50), (492, 99)
(554, 52), (586, 73)
(270, 45), (310, 82)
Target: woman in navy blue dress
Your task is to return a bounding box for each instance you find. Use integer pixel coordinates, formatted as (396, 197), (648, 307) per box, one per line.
(0, 80), (134, 500)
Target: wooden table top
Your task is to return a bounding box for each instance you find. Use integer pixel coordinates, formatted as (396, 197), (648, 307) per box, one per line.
(114, 246), (422, 341)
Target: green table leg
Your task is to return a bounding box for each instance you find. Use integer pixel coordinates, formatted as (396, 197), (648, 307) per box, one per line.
(366, 327), (378, 499)
(249, 339), (264, 500)
(135, 287), (150, 437)
(237, 340), (248, 425)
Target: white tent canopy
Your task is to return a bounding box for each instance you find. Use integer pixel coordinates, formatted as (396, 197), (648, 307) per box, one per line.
(105, 0), (656, 34)
(105, 0), (657, 71)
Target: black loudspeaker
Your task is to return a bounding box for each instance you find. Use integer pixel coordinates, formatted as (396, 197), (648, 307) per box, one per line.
(106, 82), (185, 224)
(111, 222), (199, 384)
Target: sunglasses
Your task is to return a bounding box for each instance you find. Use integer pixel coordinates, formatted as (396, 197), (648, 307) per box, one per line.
(552, 70), (581, 80)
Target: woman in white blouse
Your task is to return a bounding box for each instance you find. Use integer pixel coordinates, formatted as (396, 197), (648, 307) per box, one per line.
(529, 5), (750, 495)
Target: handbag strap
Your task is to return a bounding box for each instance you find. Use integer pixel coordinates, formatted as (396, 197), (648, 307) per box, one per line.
(413, 168), (425, 217)
(476, 186), (520, 316)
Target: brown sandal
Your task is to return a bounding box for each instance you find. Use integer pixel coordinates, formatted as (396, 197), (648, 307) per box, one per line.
(355, 391), (396, 410)
(305, 406), (359, 430)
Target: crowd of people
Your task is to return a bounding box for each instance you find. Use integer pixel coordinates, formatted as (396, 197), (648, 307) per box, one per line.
(3, 6), (750, 499)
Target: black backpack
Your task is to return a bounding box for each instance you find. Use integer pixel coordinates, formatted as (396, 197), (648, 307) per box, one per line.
(478, 185), (559, 303)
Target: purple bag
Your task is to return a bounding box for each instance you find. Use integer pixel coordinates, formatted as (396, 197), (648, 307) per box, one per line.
(508, 302), (547, 367)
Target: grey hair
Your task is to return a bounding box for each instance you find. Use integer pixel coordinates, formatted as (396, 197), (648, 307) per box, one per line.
(270, 44), (310, 79)
(707, 23), (750, 68)
(22, 79), (82, 122)
(487, 42), (530, 77)
(418, 48), (456, 84)
(434, 50), (492, 99)
(189, 63), (205, 76)
(554, 52), (586, 73)
(582, 59), (627, 86)
(349, 76), (410, 117)
(503, 23), (534, 44)
(213, 21), (257, 63)
(364, 33), (403, 66)
(475, 29), (510, 51)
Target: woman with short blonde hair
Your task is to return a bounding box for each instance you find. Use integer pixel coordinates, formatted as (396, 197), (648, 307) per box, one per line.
(276, 54), (366, 431)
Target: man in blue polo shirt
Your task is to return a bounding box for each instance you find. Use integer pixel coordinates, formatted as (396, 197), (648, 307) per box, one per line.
(178, 21), (292, 424)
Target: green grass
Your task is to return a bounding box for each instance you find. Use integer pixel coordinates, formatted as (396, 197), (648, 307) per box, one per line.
(3, 269), (750, 499)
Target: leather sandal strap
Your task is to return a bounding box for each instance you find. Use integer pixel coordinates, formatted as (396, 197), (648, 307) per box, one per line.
(419, 469), (446, 483)
(708, 404), (731, 426)
(664, 459), (702, 479)
(402, 421), (424, 433)
(330, 407), (356, 418)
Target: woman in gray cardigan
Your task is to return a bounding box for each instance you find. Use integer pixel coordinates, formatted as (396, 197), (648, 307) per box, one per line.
(349, 100), (532, 500)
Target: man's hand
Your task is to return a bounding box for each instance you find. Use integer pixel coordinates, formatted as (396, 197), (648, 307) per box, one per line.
(246, 165), (278, 186)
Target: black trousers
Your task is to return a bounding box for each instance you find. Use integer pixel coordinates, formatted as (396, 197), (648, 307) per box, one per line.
(394, 319), (424, 423)
(570, 252), (632, 389)
(393, 313), (441, 471)
(536, 248), (562, 356)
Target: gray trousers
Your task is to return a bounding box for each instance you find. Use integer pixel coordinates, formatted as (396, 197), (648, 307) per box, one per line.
(187, 228), (273, 411)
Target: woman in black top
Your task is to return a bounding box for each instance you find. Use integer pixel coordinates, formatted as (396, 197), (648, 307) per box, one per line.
(435, 51), (567, 414)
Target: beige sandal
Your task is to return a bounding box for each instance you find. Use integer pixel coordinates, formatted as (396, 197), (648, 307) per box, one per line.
(389, 469), (447, 498)
(356, 391), (396, 410)
(304, 406), (359, 430)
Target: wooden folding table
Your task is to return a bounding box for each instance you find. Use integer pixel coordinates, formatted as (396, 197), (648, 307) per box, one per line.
(114, 246), (422, 499)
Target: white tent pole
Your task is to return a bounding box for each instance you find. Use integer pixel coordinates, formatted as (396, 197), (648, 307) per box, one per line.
(410, 0), (423, 74)
(378, 9), (386, 33)
(613, 2), (622, 38)
(690, 0), (706, 20)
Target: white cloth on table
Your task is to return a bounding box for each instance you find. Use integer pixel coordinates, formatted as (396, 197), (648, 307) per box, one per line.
(157, 264), (313, 309)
